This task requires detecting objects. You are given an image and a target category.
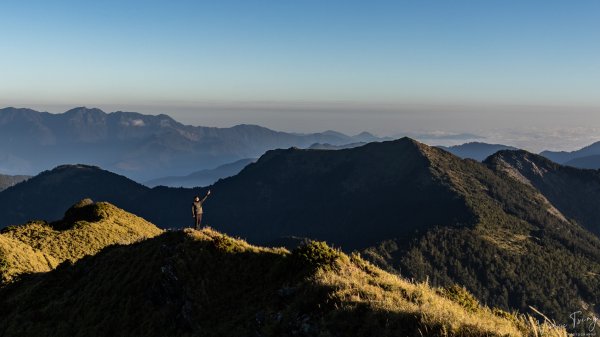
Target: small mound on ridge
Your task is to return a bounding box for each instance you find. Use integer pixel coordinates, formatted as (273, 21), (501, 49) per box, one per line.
(0, 199), (162, 283)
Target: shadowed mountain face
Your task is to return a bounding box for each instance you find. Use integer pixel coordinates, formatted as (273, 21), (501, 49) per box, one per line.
(485, 149), (600, 236)
(0, 165), (149, 227)
(438, 142), (518, 161)
(0, 107), (380, 181)
(203, 139), (475, 249)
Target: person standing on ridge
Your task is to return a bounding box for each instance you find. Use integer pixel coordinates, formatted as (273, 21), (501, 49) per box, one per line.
(192, 190), (211, 229)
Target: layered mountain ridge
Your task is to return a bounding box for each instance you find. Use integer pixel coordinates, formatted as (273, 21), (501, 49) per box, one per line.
(541, 140), (600, 168)
(0, 107), (382, 180)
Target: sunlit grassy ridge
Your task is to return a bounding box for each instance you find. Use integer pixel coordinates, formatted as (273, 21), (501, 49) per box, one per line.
(0, 234), (56, 283)
(0, 225), (565, 337)
(0, 199), (162, 283)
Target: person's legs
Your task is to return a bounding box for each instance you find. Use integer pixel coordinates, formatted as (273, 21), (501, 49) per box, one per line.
(195, 213), (202, 230)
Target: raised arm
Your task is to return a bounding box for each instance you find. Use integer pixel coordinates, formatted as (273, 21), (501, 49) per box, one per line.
(201, 190), (211, 203)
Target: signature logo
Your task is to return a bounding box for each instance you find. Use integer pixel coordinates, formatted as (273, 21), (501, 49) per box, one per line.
(532, 308), (598, 336)
(568, 311), (598, 334)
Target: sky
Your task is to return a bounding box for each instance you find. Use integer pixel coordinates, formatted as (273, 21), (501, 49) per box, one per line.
(1, 1), (600, 151)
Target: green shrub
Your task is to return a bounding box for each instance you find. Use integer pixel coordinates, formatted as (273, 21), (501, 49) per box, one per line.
(292, 240), (341, 270)
(0, 257), (7, 273)
(492, 308), (518, 324)
(212, 234), (243, 254)
(437, 284), (480, 313)
(59, 199), (103, 228)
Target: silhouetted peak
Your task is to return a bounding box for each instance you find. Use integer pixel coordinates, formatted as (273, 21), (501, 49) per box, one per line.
(0, 107), (40, 114)
(485, 149), (556, 167)
(51, 164), (103, 172)
(231, 124), (271, 131)
(320, 130), (346, 137)
(0, 107), (47, 121)
(64, 107), (106, 116)
(355, 131), (375, 137)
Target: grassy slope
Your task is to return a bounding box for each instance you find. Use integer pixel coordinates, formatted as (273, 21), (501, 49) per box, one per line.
(0, 228), (563, 337)
(363, 143), (600, 321)
(0, 235), (56, 283)
(0, 200), (162, 283)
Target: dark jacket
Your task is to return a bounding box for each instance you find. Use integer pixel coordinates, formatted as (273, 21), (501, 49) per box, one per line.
(192, 196), (208, 215)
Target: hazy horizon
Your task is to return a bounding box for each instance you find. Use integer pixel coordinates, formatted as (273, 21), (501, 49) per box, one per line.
(2, 1), (600, 152)
(4, 104), (600, 154)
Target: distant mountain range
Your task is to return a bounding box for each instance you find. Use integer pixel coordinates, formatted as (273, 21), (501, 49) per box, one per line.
(2, 138), (600, 321)
(145, 158), (256, 188)
(541, 140), (600, 168)
(307, 142), (367, 150)
(564, 154), (600, 169)
(0, 173), (30, 192)
(0, 107), (384, 181)
(438, 142), (518, 161)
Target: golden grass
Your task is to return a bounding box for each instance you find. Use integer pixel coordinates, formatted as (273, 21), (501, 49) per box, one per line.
(0, 201), (162, 283)
(184, 226), (289, 256)
(0, 224), (568, 336)
(480, 228), (530, 254)
(0, 235), (57, 283)
(184, 228), (567, 337)
(315, 254), (566, 337)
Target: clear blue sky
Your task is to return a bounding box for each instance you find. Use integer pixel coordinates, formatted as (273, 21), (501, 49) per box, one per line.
(1, 0), (600, 147)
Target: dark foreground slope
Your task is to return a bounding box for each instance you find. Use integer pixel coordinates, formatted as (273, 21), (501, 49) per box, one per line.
(0, 226), (560, 337)
(485, 150), (600, 236)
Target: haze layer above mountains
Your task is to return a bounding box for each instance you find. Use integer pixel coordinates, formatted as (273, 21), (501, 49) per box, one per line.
(4, 106), (600, 186)
(0, 107), (381, 181)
